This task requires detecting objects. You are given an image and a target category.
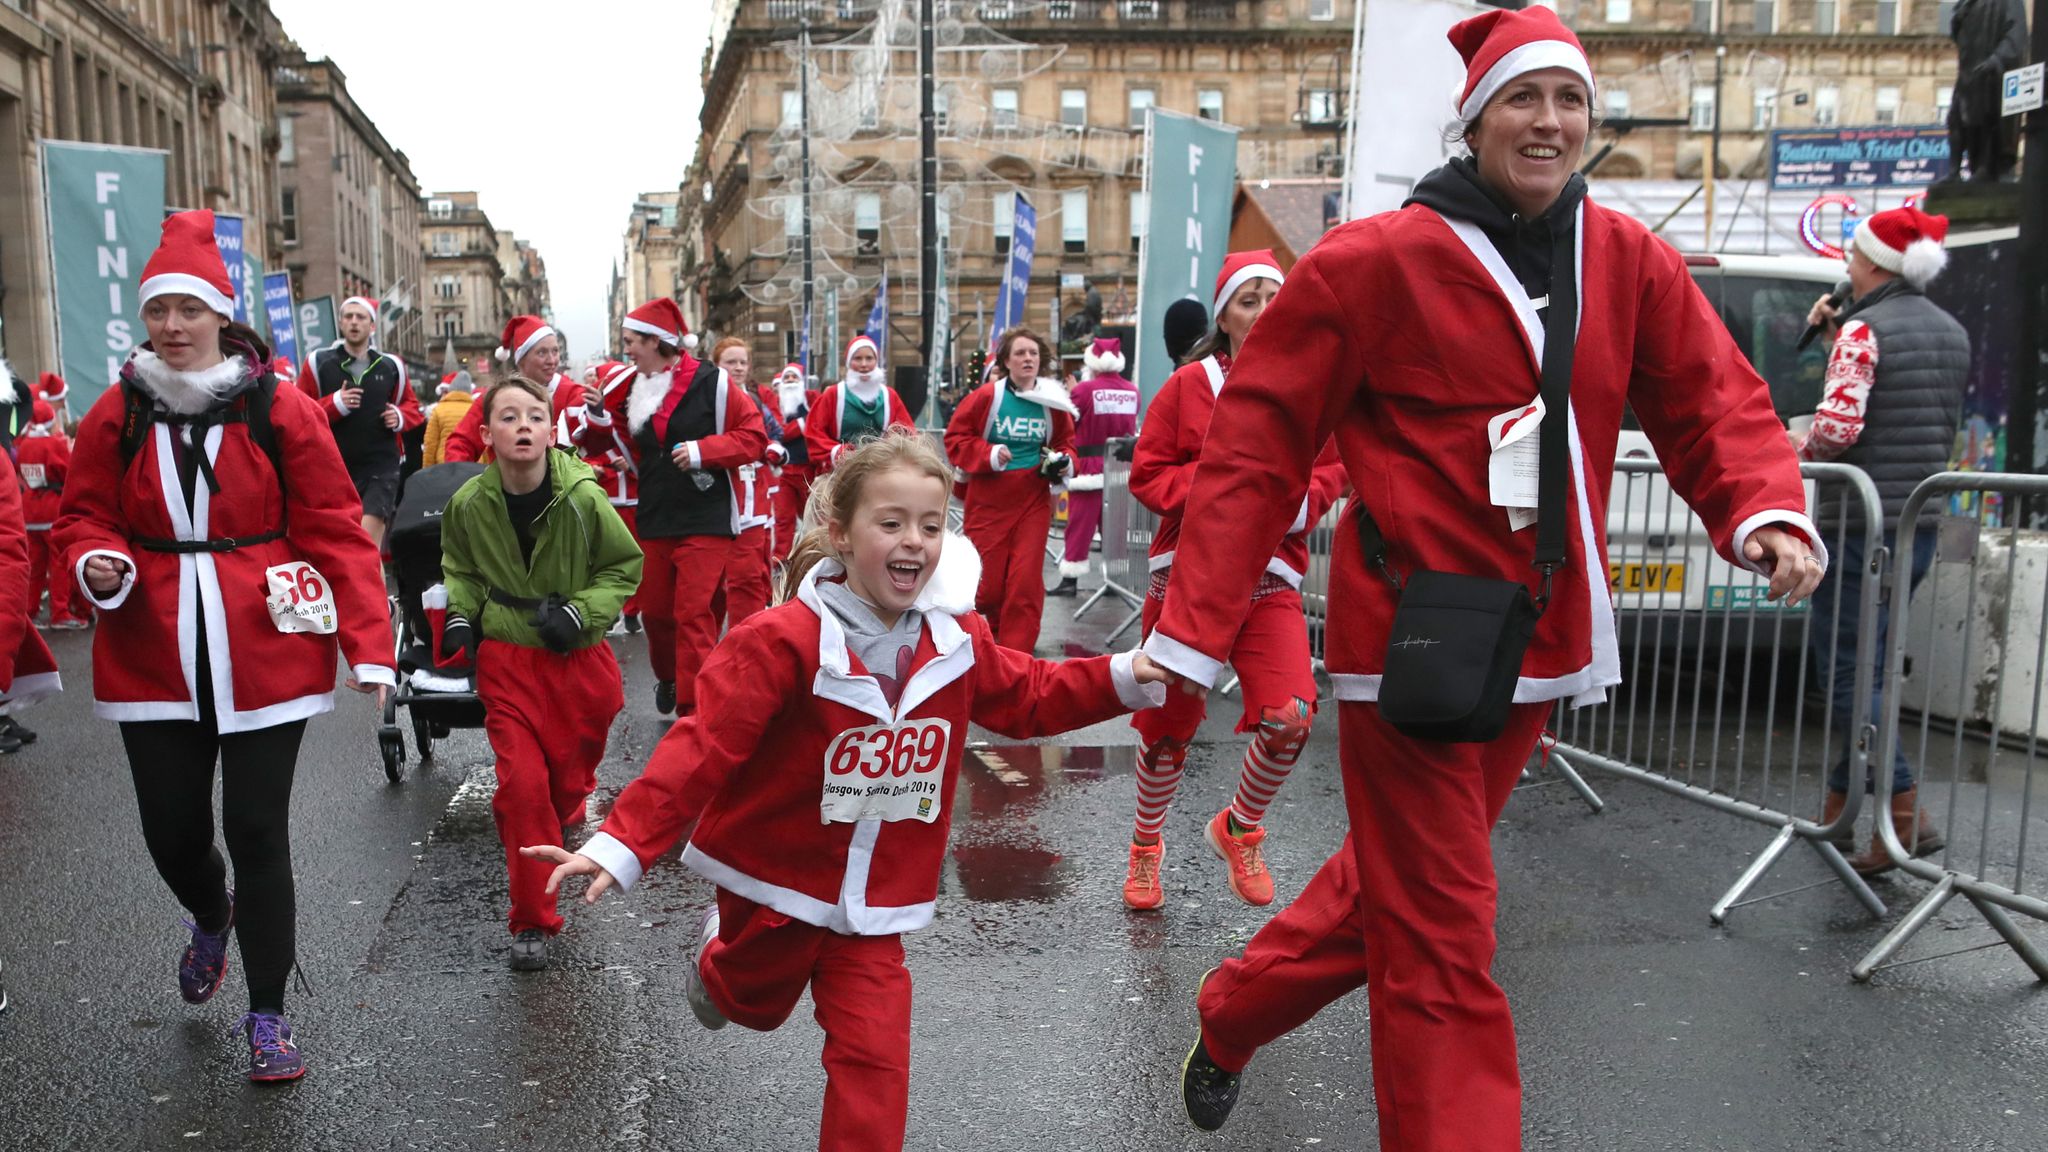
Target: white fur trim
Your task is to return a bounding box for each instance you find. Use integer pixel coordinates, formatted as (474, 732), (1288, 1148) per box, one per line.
(1731, 509), (1829, 577)
(916, 531), (983, 616)
(682, 333), (700, 352)
(514, 325), (556, 365)
(1082, 347), (1126, 375)
(341, 296), (378, 319)
(139, 272), (234, 317)
(127, 350), (250, 417)
(1141, 629), (1226, 689)
(579, 830), (645, 892)
(1899, 238), (1948, 288)
(75, 548), (137, 609)
(1110, 650), (1168, 711)
(622, 316), (680, 346)
(351, 663), (397, 688)
(627, 369), (674, 435)
(1457, 40), (1596, 122)
(1058, 558), (1092, 578)
(1213, 263), (1286, 315)
(1010, 376), (1080, 417)
(1065, 472), (1104, 492)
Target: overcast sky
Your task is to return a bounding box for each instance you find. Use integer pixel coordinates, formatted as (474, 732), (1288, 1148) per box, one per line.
(267, 0), (713, 361)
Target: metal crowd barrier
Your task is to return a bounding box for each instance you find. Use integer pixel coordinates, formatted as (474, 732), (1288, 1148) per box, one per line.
(1084, 437), (1151, 641)
(1855, 473), (2048, 983)
(1549, 459), (1891, 925)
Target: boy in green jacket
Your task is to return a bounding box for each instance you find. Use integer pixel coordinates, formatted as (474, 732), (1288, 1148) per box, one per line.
(439, 377), (644, 971)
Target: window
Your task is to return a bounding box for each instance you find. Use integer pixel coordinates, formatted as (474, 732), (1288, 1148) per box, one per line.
(1127, 88), (1155, 130)
(994, 192), (1014, 255)
(1936, 84), (1954, 124)
(436, 275), (459, 299)
(1814, 0), (1838, 33)
(1875, 85), (1901, 124)
(781, 89), (801, 130)
(433, 231), (457, 257)
(855, 192), (881, 254)
(278, 115), (295, 165)
(1753, 0), (1775, 33)
(1812, 85), (1839, 126)
(1308, 0), (1336, 18)
(1605, 88), (1631, 120)
(1048, 0), (1078, 16)
(1061, 188), (1088, 255)
(1305, 88), (1342, 124)
(978, 0), (1015, 17)
(1197, 88), (1224, 121)
(934, 88), (951, 132)
(784, 194), (803, 239)
(1119, 0), (1160, 18)
(992, 87), (1019, 130)
(1129, 189), (1148, 253)
(1690, 84), (1716, 131)
(281, 188), (298, 245)
(1605, 0), (1630, 22)
(439, 313), (459, 339)
(428, 198), (453, 219)
(1753, 86), (1778, 129)
(1876, 0), (1899, 34)
(1061, 87), (1087, 128)
(1690, 0), (1714, 30)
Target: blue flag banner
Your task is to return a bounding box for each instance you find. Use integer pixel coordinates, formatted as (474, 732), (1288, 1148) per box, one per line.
(865, 268), (889, 360)
(990, 192), (1035, 356)
(212, 214), (249, 325)
(264, 272), (299, 367)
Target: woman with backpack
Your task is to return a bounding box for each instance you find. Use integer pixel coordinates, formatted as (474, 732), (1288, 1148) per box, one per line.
(55, 211), (397, 1085)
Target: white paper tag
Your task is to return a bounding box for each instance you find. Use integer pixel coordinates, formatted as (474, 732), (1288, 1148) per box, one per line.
(18, 463), (46, 490)
(1487, 397), (1545, 530)
(264, 561), (339, 635)
(819, 717), (952, 825)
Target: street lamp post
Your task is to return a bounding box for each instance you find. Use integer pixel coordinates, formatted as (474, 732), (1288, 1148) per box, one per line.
(800, 11), (816, 373)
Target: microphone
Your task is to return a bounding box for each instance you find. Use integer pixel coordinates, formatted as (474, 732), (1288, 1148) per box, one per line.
(1796, 280), (1852, 351)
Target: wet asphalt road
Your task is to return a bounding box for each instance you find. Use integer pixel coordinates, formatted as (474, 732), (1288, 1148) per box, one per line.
(4, 567), (2048, 1152)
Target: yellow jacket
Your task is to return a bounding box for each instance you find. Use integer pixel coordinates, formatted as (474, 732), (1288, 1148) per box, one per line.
(423, 391), (474, 468)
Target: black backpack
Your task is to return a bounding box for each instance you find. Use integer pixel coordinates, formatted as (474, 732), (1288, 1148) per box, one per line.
(117, 373), (286, 498)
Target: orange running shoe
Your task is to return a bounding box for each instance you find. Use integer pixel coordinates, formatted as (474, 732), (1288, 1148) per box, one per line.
(1123, 839), (1166, 910)
(1206, 808), (1273, 906)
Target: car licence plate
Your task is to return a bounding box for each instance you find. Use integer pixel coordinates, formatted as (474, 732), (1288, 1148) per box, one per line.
(1609, 562), (1686, 594)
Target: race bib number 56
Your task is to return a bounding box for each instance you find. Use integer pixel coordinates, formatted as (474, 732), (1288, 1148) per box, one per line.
(820, 718), (953, 825)
(264, 561), (339, 635)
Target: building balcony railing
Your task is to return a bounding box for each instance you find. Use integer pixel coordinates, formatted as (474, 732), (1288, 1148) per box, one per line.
(758, 0), (1245, 28)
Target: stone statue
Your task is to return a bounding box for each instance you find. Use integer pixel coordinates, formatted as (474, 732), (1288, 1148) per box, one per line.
(1945, 0), (2028, 183)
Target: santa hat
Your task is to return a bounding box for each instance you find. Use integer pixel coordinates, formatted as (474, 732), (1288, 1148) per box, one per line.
(495, 314), (556, 364)
(778, 362), (806, 381)
(341, 296), (379, 320)
(1213, 250), (1285, 315)
(34, 372), (65, 403)
(623, 298), (689, 349)
(1853, 204), (1950, 288)
(1082, 337), (1125, 376)
(269, 356), (296, 380)
(844, 334), (880, 367)
(594, 360), (635, 396)
(139, 210), (235, 317)
(29, 400), (53, 427)
(1447, 6), (1595, 124)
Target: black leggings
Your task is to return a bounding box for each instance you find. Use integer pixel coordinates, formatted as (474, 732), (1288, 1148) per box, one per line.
(121, 715), (306, 1014)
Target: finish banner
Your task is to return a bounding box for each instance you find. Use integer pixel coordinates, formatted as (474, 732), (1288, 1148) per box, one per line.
(39, 141), (167, 413)
(1133, 109), (1238, 411)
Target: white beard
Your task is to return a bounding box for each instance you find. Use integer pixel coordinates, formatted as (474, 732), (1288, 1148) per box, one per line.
(778, 375), (807, 419)
(843, 368), (886, 403)
(128, 349), (250, 416)
(627, 369), (673, 435)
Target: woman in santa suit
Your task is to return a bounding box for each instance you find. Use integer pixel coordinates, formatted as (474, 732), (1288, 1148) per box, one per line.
(1151, 11), (1826, 1147)
(576, 361), (646, 633)
(709, 336), (780, 624)
(804, 336), (915, 473)
(575, 299), (765, 717)
(442, 315), (587, 463)
(0, 430), (61, 753)
(762, 363), (817, 564)
(56, 210), (396, 1085)
(942, 327), (1076, 655)
(1122, 252), (1348, 914)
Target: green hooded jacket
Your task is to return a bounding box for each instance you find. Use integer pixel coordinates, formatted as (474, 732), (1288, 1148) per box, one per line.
(440, 449), (644, 649)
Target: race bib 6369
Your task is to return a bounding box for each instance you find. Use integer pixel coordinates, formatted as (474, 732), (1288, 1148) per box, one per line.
(820, 718), (953, 825)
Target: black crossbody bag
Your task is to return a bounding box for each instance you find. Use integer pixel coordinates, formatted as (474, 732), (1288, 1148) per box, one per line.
(1358, 225), (1577, 743)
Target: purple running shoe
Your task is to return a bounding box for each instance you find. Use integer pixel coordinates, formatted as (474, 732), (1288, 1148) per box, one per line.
(240, 1012), (305, 1083)
(178, 892), (234, 1004)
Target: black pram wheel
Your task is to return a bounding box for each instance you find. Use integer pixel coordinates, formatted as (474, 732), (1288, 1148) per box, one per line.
(412, 707), (434, 760)
(378, 728), (405, 784)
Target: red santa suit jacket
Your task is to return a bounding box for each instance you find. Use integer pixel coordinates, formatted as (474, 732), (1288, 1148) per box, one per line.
(0, 451), (58, 710)
(576, 369), (640, 507)
(16, 430), (70, 530)
(56, 345), (397, 731)
(578, 540), (1163, 934)
(572, 356), (767, 537)
(1134, 355), (1347, 589)
(1145, 200), (1818, 707)
(443, 372), (587, 464)
(804, 382), (916, 471)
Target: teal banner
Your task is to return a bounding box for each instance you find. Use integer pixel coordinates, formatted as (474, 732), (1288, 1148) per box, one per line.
(298, 295), (336, 355)
(40, 141), (167, 413)
(1133, 109), (1238, 412)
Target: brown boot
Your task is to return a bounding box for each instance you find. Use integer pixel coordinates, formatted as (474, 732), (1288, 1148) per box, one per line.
(1890, 788), (1945, 859)
(1819, 790), (1854, 847)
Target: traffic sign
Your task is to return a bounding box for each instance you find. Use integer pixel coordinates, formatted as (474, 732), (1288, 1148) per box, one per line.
(2005, 63), (2044, 117)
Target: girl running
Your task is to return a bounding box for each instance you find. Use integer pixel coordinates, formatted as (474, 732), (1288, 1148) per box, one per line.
(1122, 250), (1346, 911)
(437, 376), (643, 972)
(524, 430), (1167, 1152)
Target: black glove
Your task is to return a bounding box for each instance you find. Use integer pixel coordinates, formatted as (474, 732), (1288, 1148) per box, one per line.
(439, 617), (475, 664)
(533, 595), (585, 654)
(1038, 453), (1071, 481)
(1111, 438), (1135, 463)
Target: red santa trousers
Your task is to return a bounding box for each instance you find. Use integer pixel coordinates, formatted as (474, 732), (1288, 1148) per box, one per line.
(615, 504), (643, 619)
(477, 639), (625, 936)
(27, 530), (90, 624)
(698, 889), (912, 1152)
(1131, 585), (1317, 743)
(963, 470), (1053, 653)
(774, 466), (815, 562)
(1195, 701), (1550, 1152)
(639, 533), (740, 711)
(725, 525), (772, 626)
(1061, 489), (1102, 568)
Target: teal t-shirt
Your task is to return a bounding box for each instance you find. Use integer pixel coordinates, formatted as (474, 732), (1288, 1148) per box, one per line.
(840, 386), (888, 444)
(992, 386), (1050, 472)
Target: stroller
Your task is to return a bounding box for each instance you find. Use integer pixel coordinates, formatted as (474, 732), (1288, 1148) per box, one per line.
(376, 462), (489, 783)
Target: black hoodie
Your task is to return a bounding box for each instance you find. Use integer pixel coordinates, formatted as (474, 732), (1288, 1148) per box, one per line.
(1405, 157), (1587, 312)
